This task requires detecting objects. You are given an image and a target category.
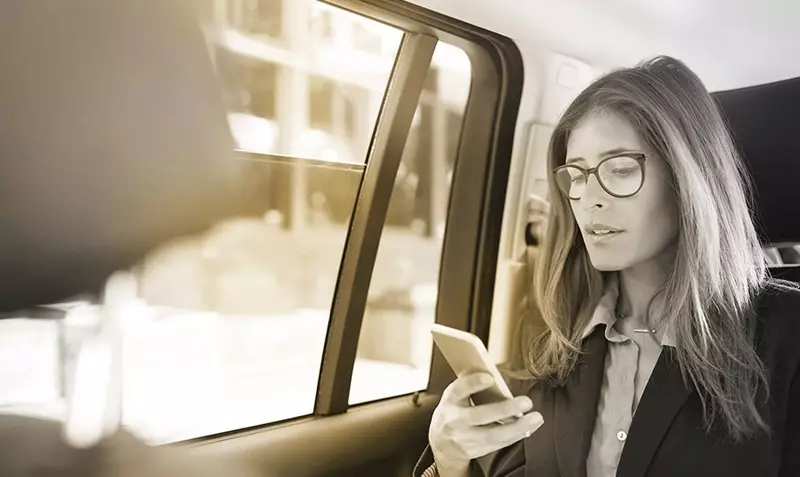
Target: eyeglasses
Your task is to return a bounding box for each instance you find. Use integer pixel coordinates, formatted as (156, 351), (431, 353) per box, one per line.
(553, 153), (647, 200)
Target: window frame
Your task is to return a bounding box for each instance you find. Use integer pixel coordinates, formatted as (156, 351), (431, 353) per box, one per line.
(226, 0), (524, 420)
(314, 31), (437, 416)
(193, 0), (523, 437)
(310, 0), (524, 414)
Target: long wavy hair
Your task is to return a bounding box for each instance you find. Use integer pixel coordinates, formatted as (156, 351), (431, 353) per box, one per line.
(520, 56), (771, 441)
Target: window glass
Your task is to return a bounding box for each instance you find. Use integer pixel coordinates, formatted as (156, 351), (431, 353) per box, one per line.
(349, 42), (471, 405)
(122, 1), (403, 443)
(216, 48), (279, 120)
(224, 0), (284, 39)
(214, 0), (401, 163)
(126, 165), (364, 444)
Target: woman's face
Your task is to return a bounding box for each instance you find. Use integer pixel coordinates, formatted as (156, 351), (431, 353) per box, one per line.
(564, 111), (679, 271)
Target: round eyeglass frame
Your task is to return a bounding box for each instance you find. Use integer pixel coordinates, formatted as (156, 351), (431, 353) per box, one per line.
(552, 153), (647, 200)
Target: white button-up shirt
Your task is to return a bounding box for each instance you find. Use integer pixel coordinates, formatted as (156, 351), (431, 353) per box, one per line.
(584, 274), (676, 477)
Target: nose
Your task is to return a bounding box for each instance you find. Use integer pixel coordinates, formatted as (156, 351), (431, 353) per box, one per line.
(581, 174), (609, 211)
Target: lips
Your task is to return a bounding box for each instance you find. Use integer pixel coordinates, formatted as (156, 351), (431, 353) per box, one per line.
(584, 223), (625, 243)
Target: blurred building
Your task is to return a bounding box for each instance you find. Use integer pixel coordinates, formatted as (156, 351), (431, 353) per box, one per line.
(200, 0), (471, 233)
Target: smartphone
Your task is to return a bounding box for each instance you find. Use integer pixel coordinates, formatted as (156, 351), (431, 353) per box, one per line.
(430, 323), (522, 423)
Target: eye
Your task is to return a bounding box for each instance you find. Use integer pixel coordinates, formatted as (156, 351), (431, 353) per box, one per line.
(610, 167), (637, 177)
(568, 170), (586, 184)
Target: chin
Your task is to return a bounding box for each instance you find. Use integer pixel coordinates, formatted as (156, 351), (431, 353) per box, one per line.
(586, 250), (629, 271)
(589, 261), (623, 272)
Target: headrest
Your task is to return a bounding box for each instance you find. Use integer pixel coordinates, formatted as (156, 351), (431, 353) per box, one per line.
(0, 0), (252, 312)
(712, 77), (800, 245)
(769, 266), (800, 283)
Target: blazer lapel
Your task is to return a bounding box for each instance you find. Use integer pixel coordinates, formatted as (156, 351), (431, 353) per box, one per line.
(554, 328), (607, 477)
(616, 347), (693, 477)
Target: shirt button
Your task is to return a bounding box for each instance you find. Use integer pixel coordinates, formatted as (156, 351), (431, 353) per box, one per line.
(617, 431), (628, 441)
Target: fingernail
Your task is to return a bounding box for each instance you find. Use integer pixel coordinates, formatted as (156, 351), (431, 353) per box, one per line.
(518, 399), (533, 411)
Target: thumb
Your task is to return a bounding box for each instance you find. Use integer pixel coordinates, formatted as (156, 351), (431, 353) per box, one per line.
(446, 373), (495, 404)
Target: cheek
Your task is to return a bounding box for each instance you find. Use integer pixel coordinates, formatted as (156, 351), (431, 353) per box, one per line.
(569, 201), (583, 223)
(569, 202), (586, 236)
(626, 188), (679, 250)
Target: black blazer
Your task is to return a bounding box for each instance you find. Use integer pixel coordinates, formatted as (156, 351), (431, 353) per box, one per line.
(414, 282), (800, 477)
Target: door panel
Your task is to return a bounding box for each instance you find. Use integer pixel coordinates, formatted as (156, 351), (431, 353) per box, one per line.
(190, 395), (437, 477)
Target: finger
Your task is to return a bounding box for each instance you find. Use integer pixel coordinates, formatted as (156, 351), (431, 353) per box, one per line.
(458, 412), (544, 459)
(444, 373), (496, 404)
(461, 396), (533, 427)
(487, 412), (544, 448)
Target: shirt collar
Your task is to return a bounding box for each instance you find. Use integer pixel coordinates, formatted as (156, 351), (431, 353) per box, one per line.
(580, 273), (676, 348)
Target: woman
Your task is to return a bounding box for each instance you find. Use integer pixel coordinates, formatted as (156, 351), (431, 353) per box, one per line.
(415, 56), (800, 477)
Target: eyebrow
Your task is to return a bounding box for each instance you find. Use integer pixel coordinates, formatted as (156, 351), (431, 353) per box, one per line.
(565, 147), (638, 165)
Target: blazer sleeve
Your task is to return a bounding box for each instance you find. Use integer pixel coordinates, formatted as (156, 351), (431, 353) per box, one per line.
(412, 444), (436, 477)
(484, 440), (526, 477)
(412, 444), (485, 477)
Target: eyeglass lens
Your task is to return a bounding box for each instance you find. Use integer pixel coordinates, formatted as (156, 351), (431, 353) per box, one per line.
(555, 155), (643, 199)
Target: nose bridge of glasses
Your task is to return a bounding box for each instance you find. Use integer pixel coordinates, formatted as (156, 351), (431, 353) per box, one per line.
(583, 168), (607, 198)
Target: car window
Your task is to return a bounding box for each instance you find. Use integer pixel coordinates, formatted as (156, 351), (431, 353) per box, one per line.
(0, 0), (472, 445)
(350, 43), (470, 405)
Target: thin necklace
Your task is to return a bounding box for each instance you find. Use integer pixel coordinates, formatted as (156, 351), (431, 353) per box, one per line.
(615, 311), (656, 334)
(616, 288), (664, 335)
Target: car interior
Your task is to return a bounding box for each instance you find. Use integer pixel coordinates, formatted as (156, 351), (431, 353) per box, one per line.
(0, 0), (797, 476)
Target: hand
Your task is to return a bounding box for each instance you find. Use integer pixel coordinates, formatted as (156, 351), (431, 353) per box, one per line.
(428, 373), (544, 468)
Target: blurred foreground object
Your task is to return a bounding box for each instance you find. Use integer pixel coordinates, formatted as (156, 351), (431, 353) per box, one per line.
(62, 272), (137, 450)
(0, 0), (252, 312)
(0, 0), (259, 475)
